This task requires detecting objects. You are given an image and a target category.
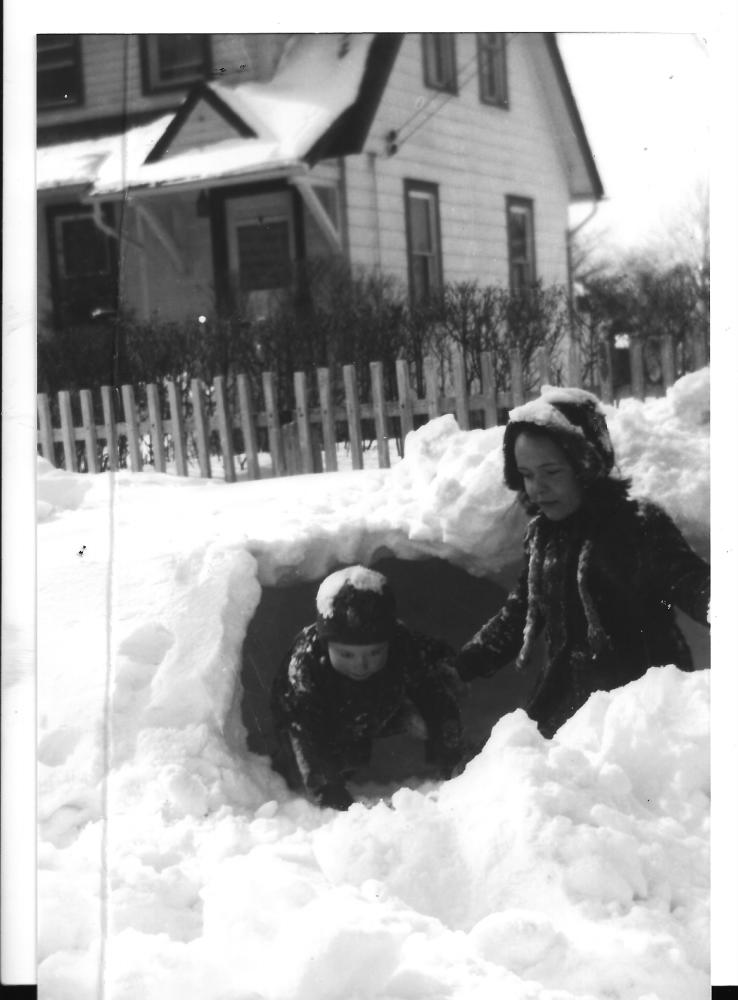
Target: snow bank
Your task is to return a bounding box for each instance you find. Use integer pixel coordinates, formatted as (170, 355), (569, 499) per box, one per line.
(36, 371), (711, 999)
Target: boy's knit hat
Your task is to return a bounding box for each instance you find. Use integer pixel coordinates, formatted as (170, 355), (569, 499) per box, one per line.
(502, 385), (615, 490)
(316, 566), (396, 645)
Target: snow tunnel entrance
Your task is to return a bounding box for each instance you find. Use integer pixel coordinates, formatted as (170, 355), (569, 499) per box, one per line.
(239, 556), (543, 788)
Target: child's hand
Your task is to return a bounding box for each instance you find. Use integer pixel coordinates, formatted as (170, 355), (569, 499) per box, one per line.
(454, 644), (492, 681)
(315, 783), (355, 811)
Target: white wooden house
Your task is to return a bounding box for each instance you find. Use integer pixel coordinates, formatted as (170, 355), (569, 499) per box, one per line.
(37, 33), (603, 331)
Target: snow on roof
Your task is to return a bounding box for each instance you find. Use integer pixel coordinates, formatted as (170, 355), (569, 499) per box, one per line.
(37, 34), (373, 196)
(316, 565), (388, 618)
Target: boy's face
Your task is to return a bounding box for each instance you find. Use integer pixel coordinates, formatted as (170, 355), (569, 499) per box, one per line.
(327, 641), (389, 681)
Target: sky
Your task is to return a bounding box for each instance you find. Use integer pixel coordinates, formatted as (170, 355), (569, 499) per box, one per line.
(558, 31), (710, 254)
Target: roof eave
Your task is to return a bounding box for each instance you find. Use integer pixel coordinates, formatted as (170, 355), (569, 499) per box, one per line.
(82, 162), (308, 201)
(544, 33), (605, 201)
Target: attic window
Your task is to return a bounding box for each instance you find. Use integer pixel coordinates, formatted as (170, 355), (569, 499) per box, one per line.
(477, 33), (508, 108)
(422, 34), (457, 94)
(140, 34), (212, 94)
(37, 35), (84, 109)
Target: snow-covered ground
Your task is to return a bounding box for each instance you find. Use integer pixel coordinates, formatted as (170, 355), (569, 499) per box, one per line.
(28, 368), (722, 998)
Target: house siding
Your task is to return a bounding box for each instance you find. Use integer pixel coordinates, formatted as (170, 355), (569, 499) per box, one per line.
(37, 34), (289, 132)
(343, 32), (571, 292)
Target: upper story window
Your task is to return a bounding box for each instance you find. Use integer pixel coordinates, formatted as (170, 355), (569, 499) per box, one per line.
(506, 196), (536, 295)
(404, 180), (443, 306)
(422, 34), (457, 93)
(477, 33), (508, 107)
(37, 35), (84, 109)
(140, 35), (212, 94)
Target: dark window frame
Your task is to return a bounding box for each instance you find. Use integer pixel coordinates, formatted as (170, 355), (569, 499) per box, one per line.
(505, 196), (537, 295)
(421, 33), (457, 94)
(37, 35), (84, 110)
(139, 34), (212, 95)
(477, 33), (508, 108)
(45, 202), (119, 327)
(404, 179), (443, 306)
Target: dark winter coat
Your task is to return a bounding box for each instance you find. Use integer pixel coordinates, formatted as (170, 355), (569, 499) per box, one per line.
(457, 483), (710, 737)
(271, 623), (464, 794)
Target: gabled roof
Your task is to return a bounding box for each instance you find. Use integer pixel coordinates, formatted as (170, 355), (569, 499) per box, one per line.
(539, 34), (604, 201)
(37, 33), (399, 197)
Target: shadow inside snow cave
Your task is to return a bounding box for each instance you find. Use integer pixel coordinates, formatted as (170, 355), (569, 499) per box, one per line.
(238, 555), (544, 789)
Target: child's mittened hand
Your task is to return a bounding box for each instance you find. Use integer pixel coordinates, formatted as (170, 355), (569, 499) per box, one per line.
(454, 644), (490, 681)
(316, 783), (355, 810)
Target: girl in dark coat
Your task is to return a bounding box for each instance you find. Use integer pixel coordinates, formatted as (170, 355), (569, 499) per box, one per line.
(455, 386), (710, 738)
(271, 565), (464, 809)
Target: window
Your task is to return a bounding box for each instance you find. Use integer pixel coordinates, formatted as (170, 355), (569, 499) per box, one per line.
(37, 35), (83, 109)
(46, 205), (118, 326)
(235, 218), (293, 291)
(422, 34), (457, 93)
(506, 197), (536, 295)
(404, 181), (442, 305)
(140, 35), (211, 94)
(477, 33), (508, 107)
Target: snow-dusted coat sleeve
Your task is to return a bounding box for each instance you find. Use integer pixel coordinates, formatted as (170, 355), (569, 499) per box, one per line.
(456, 553), (536, 680)
(639, 502), (710, 624)
(271, 629), (349, 793)
(400, 631), (464, 758)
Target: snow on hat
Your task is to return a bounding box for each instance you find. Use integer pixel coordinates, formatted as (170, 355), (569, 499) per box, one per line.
(316, 565), (396, 645)
(502, 385), (615, 490)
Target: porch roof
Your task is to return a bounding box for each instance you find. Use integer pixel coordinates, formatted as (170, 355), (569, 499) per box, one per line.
(37, 33), (375, 198)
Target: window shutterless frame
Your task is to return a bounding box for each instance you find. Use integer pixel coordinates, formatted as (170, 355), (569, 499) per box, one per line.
(37, 35), (84, 109)
(421, 33), (457, 94)
(404, 180), (443, 306)
(477, 33), (508, 108)
(505, 196), (536, 295)
(139, 34), (212, 95)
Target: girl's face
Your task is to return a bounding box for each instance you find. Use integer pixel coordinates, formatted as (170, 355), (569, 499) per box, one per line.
(514, 432), (584, 521)
(327, 641), (389, 681)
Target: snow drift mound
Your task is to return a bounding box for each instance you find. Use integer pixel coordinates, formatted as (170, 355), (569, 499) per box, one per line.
(36, 369), (711, 1000)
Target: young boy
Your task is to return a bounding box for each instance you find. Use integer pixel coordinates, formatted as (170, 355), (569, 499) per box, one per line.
(270, 565), (465, 809)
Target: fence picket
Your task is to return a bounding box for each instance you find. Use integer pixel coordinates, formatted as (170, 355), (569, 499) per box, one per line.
(80, 389), (99, 473)
(370, 362), (390, 468)
(262, 372), (285, 477)
(121, 385), (142, 472)
(191, 379), (212, 479)
(236, 374), (260, 480)
(37, 393), (55, 463)
(317, 368), (338, 472)
(100, 386), (119, 471)
(452, 348), (470, 430)
(629, 339), (646, 400)
(146, 382), (166, 472)
(165, 381), (188, 477)
(342, 364), (363, 470)
(660, 335), (676, 389)
(510, 348), (525, 408)
(598, 336), (614, 405)
(480, 351), (498, 427)
(213, 376), (237, 483)
(58, 391), (77, 472)
(423, 355), (442, 419)
(395, 359), (414, 445)
(293, 371), (314, 475)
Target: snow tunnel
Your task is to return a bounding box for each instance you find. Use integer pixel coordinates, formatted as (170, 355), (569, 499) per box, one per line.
(237, 555), (549, 788)
(237, 550), (710, 790)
